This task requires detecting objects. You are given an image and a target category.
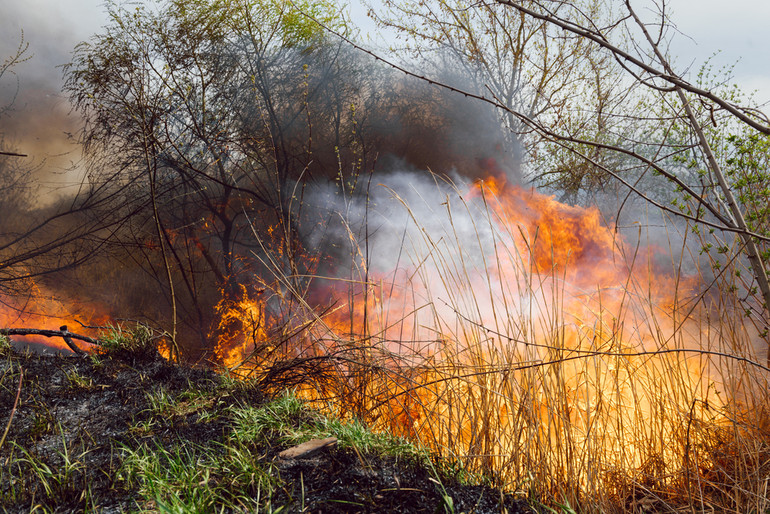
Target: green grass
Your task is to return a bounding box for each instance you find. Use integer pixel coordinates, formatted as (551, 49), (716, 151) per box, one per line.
(0, 334), (10, 355)
(229, 391), (430, 462)
(120, 390), (443, 512)
(119, 440), (281, 513)
(139, 385), (224, 431)
(98, 323), (158, 357)
(6, 427), (95, 510)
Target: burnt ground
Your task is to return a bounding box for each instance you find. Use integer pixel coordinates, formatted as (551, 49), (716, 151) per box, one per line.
(0, 341), (535, 513)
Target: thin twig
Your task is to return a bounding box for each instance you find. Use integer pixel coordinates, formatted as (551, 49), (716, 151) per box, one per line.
(0, 366), (23, 452)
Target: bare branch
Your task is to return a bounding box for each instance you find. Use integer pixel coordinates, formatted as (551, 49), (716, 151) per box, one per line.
(0, 327), (101, 347)
(493, 0), (770, 135)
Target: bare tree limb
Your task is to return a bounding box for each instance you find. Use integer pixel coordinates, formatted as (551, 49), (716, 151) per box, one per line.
(624, 0), (770, 357)
(493, 0), (770, 134)
(0, 327), (101, 354)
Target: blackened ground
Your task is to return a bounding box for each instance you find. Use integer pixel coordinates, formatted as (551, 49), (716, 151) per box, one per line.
(275, 450), (532, 513)
(0, 343), (533, 513)
(0, 345), (236, 513)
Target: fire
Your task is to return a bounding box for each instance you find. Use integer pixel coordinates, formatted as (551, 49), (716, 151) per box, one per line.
(214, 163), (734, 497)
(0, 281), (111, 353)
(2, 160), (758, 503)
(212, 283), (269, 369)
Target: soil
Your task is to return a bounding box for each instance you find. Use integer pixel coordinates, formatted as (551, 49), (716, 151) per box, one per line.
(0, 344), (535, 513)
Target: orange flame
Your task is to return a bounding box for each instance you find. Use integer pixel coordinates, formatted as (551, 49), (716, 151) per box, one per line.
(3, 159), (746, 500)
(0, 281), (111, 353)
(230, 161), (727, 495)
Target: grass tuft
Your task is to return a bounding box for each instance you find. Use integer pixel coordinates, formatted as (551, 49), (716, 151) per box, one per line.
(119, 440), (280, 513)
(99, 323), (159, 359)
(0, 334), (10, 355)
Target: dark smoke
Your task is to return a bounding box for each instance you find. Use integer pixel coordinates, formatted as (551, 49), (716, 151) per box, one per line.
(3, 2), (522, 359)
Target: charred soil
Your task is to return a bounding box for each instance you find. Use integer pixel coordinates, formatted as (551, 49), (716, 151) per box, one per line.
(0, 342), (533, 513)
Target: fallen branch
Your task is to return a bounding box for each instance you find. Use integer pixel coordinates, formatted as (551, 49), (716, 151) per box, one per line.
(0, 151), (27, 157)
(0, 326), (100, 356)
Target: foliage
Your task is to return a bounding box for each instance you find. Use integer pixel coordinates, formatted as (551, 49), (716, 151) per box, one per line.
(726, 132), (770, 239)
(650, 61), (770, 324)
(22, 1), (770, 511)
(62, 0), (515, 358)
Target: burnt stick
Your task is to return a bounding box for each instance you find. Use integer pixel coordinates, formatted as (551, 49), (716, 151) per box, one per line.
(0, 326), (101, 356)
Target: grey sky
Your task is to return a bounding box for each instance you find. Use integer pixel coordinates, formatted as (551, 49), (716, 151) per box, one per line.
(1, 0), (768, 174)
(668, 0), (770, 103)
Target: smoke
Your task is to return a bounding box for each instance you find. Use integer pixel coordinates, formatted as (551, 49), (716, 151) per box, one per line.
(0, 0), (106, 198)
(368, 74), (522, 183)
(295, 59), (523, 301)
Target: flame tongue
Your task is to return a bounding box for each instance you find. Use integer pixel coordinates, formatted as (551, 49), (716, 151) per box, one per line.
(0, 283), (109, 353)
(472, 171), (618, 280)
(0, 160), (738, 499)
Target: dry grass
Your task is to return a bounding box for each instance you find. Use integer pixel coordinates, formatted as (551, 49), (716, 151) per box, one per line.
(227, 177), (770, 512)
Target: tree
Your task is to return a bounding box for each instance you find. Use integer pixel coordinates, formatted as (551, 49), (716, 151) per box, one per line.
(63, 0), (388, 356)
(340, 0), (770, 355)
(491, 0), (770, 352)
(368, 0), (639, 200)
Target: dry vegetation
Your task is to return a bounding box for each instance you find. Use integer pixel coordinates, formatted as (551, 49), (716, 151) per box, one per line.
(217, 175), (770, 512)
(3, 1), (770, 512)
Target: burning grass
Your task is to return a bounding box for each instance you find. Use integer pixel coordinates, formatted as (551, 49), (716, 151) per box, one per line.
(0, 338), (529, 512)
(3, 168), (770, 511)
(214, 171), (770, 511)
